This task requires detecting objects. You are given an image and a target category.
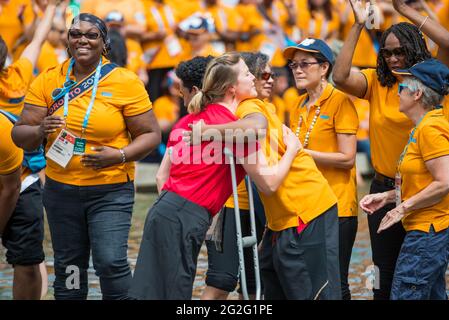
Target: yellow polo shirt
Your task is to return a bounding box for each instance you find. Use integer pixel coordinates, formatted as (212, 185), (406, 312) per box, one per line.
(290, 84), (359, 217)
(142, 1), (181, 69)
(81, 0), (146, 27)
(0, 0), (34, 56)
(0, 113), (23, 176)
(236, 98), (337, 231)
(24, 58), (152, 186)
(297, 9), (340, 42)
(399, 109), (449, 233)
(361, 68), (414, 178)
(152, 95), (179, 123)
(243, 1), (289, 67)
(0, 113), (29, 188)
(126, 38), (145, 74)
(36, 41), (60, 75)
(0, 57), (33, 115)
(283, 86), (300, 114)
(354, 97), (370, 141)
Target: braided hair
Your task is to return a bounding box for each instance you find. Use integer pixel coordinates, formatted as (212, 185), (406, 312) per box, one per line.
(377, 22), (431, 87)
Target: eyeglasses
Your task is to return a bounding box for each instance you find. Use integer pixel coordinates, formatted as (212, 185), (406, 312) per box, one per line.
(260, 72), (274, 81)
(68, 29), (101, 40)
(380, 47), (406, 59)
(288, 61), (320, 70)
(398, 83), (409, 94)
(51, 79), (77, 100)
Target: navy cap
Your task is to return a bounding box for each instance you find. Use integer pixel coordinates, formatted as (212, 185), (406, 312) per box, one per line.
(393, 59), (449, 96)
(283, 38), (335, 65)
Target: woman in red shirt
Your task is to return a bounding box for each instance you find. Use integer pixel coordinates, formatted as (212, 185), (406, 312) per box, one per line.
(129, 53), (301, 300)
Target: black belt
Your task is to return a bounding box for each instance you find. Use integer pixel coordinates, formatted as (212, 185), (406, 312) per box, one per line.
(373, 171), (395, 188)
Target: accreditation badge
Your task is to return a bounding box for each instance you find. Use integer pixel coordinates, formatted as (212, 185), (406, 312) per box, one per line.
(46, 129), (76, 168)
(395, 172), (402, 207)
(73, 137), (87, 155)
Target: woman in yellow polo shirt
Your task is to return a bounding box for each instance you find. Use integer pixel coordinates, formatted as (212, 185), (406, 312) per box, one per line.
(0, 0), (58, 116)
(360, 59), (449, 300)
(332, 0), (433, 300)
(192, 51), (339, 300)
(11, 13), (161, 300)
(285, 38), (359, 300)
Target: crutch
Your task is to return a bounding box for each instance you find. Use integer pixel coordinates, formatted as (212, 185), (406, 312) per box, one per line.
(223, 147), (261, 300)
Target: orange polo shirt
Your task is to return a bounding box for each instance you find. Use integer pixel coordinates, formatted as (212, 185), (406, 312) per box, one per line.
(0, 57), (33, 115)
(126, 38), (145, 74)
(0, 113), (29, 186)
(0, 0), (34, 56)
(290, 84), (359, 217)
(24, 58), (152, 186)
(142, 0), (182, 69)
(361, 68), (414, 178)
(399, 109), (449, 233)
(152, 95), (179, 123)
(297, 9), (340, 42)
(236, 98), (337, 231)
(81, 0), (147, 27)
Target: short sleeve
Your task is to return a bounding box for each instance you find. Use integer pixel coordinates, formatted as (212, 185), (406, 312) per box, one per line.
(419, 121), (449, 162)
(25, 71), (50, 108)
(235, 99), (265, 120)
(334, 95), (359, 134)
(0, 117), (23, 175)
(360, 68), (375, 101)
(1, 58), (33, 98)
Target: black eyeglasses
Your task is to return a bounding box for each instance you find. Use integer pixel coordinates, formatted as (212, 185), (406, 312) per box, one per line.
(288, 61), (320, 70)
(68, 29), (101, 40)
(260, 72), (275, 81)
(380, 47), (406, 59)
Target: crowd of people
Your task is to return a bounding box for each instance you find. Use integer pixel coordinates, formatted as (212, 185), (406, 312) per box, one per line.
(0, 0), (449, 300)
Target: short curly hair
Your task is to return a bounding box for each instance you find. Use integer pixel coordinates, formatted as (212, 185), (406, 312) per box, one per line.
(175, 56), (214, 91)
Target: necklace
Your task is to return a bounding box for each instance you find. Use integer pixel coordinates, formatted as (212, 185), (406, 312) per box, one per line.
(295, 106), (321, 148)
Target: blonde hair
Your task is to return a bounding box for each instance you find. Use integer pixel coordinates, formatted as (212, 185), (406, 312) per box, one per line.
(188, 52), (241, 114)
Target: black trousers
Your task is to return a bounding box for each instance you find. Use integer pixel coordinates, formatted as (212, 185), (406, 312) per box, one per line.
(129, 191), (212, 300)
(339, 216), (358, 300)
(367, 179), (406, 300)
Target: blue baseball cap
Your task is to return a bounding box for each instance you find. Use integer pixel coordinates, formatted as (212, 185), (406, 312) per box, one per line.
(393, 58), (449, 96)
(283, 38), (335, 65)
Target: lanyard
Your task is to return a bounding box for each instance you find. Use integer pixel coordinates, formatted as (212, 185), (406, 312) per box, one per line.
(63, 57), (103, 137)
(396, 112), (428, 172)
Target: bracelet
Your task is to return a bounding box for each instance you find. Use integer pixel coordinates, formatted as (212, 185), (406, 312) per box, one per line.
(419, 16), (429, 31)
(118, 149), (126, 164)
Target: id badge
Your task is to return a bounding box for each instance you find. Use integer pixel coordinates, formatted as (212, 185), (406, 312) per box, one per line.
(46, 129), (76, 168)
(395, 172), (402, 207)
(165, 35), (182, 57)
(73, 137), (86, 155)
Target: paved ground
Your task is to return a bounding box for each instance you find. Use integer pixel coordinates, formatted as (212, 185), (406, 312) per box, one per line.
(1, 178), (448, 299)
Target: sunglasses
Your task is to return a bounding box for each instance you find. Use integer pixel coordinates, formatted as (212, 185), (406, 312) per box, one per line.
(380, 47), (406, 59)
(288, 61), (320, 70)
(398, 83), (409, 94)
(51, 27), (66, 35)
(260, 72), (275, 81)
(68, 29), (101, 40)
